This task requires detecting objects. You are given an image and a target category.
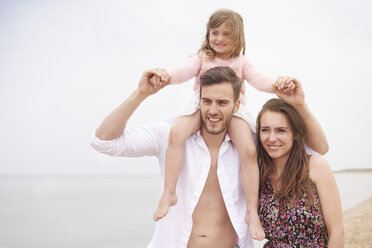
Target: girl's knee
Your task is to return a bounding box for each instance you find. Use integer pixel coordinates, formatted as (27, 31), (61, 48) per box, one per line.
(242, 144), (257, 159)
(168, 125), (188, 145)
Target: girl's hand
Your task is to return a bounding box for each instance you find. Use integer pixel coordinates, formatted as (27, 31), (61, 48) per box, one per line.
(149, 68), (170, 88)
(273, 76), (305, 108)
(275, 76), (295, 94)
(138, 68), (170, 97)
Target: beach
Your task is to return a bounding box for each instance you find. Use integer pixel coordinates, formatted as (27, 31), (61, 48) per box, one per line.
(344, 196), (372, 247)
(0, 171), (371, 248)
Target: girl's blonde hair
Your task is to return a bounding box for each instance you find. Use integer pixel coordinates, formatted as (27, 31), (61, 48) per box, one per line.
(199, 9), (246, 59)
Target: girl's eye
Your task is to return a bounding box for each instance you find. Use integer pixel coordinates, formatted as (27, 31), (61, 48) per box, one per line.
(261, 128), (268, 132)
(278, 128), (286, 132)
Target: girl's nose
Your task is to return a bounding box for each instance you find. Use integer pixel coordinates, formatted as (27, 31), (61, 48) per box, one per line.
(218, 34), (224, 41)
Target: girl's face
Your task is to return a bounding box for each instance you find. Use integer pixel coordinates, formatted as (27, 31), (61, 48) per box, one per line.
(209, 22), (235, 60)
(259, 111), (295, 165)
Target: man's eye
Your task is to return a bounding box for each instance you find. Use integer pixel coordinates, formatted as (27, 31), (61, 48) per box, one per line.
(218, 101), (228, 105)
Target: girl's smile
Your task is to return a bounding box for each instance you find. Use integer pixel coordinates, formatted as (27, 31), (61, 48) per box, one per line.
(209, 22), (235, 60)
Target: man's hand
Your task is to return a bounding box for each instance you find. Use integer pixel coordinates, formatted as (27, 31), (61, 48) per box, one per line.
(138, 68), (170, 97)
(95, 69), (170, 140)
(273, 76), (305, 108)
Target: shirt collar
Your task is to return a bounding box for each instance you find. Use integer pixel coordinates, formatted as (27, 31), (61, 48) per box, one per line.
(192, 130), (232, 142)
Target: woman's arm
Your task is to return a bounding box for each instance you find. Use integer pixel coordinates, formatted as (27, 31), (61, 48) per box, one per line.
(274, 78), (329, 154)
(309, 155), (344, 248)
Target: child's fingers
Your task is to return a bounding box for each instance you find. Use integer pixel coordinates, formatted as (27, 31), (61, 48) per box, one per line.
(275, 76), (290, 90)
(288, 82), (295, 90)
(282, 81), (295, 94)
(149, 75), (161, 88)
(275, 80), (286, 91)
(275, 76), (297, 93)
(153, 68), (170, 83)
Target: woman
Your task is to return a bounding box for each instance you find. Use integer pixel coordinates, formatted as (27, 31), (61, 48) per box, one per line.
(256, 98), (344, 247)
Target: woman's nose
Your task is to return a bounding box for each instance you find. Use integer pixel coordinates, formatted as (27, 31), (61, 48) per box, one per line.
(268, 132), (277, 142)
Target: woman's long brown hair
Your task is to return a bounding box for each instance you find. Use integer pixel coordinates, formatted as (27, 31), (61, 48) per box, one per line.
(256, 98), (314, 205)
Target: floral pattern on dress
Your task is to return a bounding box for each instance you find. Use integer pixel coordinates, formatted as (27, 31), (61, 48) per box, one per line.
(259, 177), (328, 248)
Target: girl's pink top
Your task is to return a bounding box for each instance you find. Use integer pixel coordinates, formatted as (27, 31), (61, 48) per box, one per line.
(168, 54), (274, 105)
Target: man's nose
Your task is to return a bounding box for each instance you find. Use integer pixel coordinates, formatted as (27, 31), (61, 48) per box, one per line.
(209, 103), (218, 114)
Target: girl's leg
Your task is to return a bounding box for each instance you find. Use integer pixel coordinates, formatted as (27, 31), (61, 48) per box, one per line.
(228, 116), (265, 241)
(153, 111), (201, 221)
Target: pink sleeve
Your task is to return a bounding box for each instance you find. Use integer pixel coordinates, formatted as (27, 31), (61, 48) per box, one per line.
(168, 55), (202, 85)
(242, 58), (275, 93)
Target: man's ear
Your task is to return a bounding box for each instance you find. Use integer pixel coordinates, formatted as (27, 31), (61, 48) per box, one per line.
(233, 99), (240, 113)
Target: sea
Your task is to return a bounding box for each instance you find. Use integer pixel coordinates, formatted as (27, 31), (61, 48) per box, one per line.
(0, 172), (371, 248)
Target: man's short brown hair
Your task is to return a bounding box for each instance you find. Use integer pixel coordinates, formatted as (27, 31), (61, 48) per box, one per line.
(199, 66), (242, 101)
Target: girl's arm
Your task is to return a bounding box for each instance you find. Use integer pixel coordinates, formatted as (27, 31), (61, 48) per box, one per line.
(309, 155), (344, 248)
(168, 55), (202, 85)
(242, 58), (275, 93)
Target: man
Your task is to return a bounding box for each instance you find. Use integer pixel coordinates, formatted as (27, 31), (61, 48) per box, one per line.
(91, 66), (328, 247)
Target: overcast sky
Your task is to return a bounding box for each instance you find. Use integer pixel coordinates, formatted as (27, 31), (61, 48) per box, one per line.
(0, 0), (371, 175)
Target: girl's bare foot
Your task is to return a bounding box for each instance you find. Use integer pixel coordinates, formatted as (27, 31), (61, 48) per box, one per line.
(153, 192), (178, 221)
(245, 212), (265, 241)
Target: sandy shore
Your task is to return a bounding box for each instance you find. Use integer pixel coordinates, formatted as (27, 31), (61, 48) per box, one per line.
(344, 196), (372, 248)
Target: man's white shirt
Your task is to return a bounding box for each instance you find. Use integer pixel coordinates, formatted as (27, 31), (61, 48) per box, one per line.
(90, 118), (253, 248)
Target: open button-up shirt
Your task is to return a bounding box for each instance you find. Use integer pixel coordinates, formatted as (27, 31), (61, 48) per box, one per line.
(90, 119), (253, 248)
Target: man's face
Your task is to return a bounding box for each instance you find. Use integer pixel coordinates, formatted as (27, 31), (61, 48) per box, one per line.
(199, 82), (239, 135)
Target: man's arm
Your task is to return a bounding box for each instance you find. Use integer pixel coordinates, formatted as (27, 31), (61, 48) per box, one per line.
(95, 69), (169, 140)
(274, 77), (329, 154)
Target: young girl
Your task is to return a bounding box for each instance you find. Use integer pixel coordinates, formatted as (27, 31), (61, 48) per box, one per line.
(152, 9), (294, 240)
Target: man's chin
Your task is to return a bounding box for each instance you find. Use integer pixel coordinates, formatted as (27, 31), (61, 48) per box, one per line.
(204, 126), (226, 135)
(201, 117), (229, 135)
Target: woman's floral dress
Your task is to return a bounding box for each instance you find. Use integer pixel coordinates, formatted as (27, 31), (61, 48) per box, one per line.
(259, 177), (328, 247)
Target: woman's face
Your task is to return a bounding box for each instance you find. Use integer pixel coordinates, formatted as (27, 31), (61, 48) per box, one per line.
(259, 111), (295, 164)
